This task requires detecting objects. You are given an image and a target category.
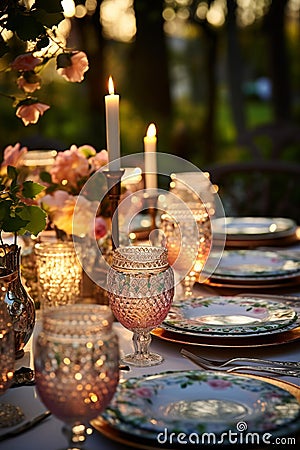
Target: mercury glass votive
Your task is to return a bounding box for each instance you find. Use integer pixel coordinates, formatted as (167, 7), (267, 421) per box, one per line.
(34, 242), (82, 309)
(34, 304), (119, 449)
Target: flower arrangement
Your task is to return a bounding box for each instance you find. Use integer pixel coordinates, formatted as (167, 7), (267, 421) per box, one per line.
(0, 1), (89, 125)
(0, 143), (47, 247)
(38, 144), (109, 242)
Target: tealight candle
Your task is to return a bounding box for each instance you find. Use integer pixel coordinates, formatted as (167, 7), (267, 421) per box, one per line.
(144, 123), (157, 190)
(105, 76), (120, 170)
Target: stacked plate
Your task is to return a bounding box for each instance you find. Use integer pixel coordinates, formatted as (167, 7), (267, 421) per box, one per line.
(212, 217), (298, 248)
(92, 370), (300, 448)
(152, 296), (300, 348)
(203, 249), (300, 289)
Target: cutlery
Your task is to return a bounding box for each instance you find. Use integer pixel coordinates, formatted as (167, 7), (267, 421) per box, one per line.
(10, 364), (130, 389)
(0, 411), (51, 441)
(180, 349), (300, 377)
(180, 349), (300, 369)
(10, 367), (35, 388)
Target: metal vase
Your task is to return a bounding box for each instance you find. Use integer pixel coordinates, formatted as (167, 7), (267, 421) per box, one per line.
(0, 244), (35, 359)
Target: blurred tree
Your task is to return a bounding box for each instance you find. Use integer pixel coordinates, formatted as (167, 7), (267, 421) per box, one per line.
(191, 0), (219, 163)
(72, 0), (107, 149)
(263, 0), (291, 121)
(225, 0), (246, 136)
(128, 0), (172, 123)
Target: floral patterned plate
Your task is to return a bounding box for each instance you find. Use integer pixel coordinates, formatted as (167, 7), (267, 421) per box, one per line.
(97, 371), (300, 445)
(163, 296), (297, 336)
(204, 250), (300, 281)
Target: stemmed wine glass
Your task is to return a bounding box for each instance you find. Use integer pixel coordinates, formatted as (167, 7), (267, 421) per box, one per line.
(107, 246), (174, 367)
(34, 304), (119, 449)
(160, 203), (212, 298)
(0, 269), (24, 427)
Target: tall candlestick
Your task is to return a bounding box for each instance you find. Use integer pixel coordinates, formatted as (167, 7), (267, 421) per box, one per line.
(144, 123), (157, 190)
(105, 76), (120, 170)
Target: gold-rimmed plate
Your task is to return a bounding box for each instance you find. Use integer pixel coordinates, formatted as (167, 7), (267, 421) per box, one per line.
(152, 322), (300, 348)
(162, 296), (297, 337)
(213, 217), (297, 241)
(91, 371), (300, 449)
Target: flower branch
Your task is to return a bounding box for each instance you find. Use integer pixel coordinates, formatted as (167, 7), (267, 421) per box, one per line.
(0, 0), (89, 125)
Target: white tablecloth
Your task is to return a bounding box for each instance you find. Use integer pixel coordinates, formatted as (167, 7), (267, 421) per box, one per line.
(1, 308), (300, 450)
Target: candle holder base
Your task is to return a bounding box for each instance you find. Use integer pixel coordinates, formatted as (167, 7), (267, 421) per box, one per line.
(103, 169), (124, 250)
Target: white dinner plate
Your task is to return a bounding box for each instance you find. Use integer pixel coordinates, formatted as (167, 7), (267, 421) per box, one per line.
(98, 371), (300, 445)
(163, 296), (297, 336)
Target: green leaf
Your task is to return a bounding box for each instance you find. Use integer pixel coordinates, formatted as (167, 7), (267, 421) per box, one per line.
(32, 10), (65, 28)
(18, 205), (47, 236)
(36, 35), (50, 50)
(39, 171), (53, 183)
(22, 181), (45, 199)
(11, 14), (46, 41)
(0, 200), (12, 222)
(34, 0), (63, 13)
(0, 38), (9, 58)
(2, 215), (29, 233)
(7, 165), (18, 181)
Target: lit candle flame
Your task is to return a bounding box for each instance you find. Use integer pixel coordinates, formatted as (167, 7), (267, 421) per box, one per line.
(147, 123), (156, 138)
(108, 76), (114, 95)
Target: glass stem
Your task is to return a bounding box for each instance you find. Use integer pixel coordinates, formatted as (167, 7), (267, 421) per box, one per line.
(62, 423), (89, 450)
(132, 330), (152, 359)
(181, 272), (197, 298)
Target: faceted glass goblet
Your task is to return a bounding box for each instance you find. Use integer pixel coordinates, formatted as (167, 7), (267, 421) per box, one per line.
(107, 246), (174, 367)
(160, 203), (212, 298)
(34, 304), (119, 450)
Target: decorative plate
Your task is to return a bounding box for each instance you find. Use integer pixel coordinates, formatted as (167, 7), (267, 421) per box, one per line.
(206, 250), (300, 279)
(163, 296), (297, 336)
(92, 374), (300, 449)
(152, 321), (300, 348)
(98, 371), (300, 444)
(212, 217), (297, 240)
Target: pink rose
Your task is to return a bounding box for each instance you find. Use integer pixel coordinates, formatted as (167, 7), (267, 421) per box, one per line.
(11, 53), (41, 71)
(1, 143), (27, 171)
(41, 191), (97, 237)
(207, 379), (232, 389)
(17, 74), (41, 93)
(56, 51), (89, 83)
(252, 307), (267, 314)
(134, 388), (153, 398)
(94, 216), (107, 240)
(50, 147), (90, 187)
(89, 150), (109, 171)
(41, 190), (71, 211)
(16, 102), (50, 126)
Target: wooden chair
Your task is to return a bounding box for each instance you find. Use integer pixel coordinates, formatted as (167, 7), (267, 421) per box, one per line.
(205, 121), (300, 224)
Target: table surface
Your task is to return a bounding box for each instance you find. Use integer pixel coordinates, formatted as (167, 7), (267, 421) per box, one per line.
(1, 244), (300, 450)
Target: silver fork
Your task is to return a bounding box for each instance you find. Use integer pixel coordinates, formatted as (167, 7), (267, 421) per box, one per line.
(180, 349), (300, 377)
(180, 349), (300, 369)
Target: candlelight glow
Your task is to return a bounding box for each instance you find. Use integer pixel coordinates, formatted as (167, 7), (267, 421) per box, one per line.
(108, 76), (115, 95)
(61, 0), (76, 18)
(147, 123), (156, 138)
